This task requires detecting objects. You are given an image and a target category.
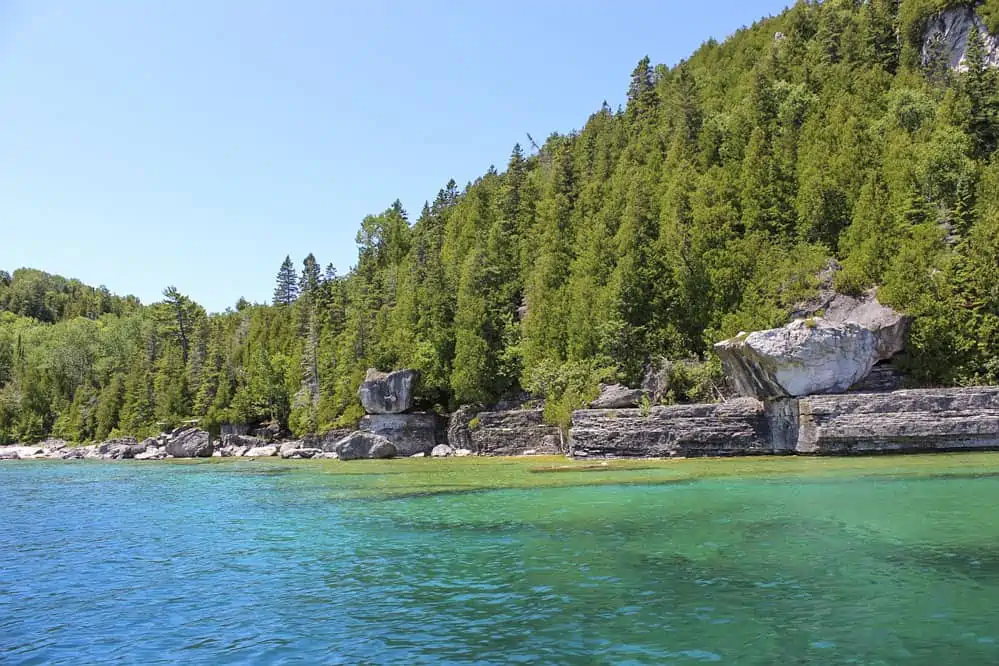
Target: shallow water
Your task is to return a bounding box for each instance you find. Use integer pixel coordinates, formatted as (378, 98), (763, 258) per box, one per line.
(3, 455), (999, 664)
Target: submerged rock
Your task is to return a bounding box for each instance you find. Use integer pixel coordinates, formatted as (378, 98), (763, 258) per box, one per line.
(358, 369), (418, 414)
(335, 432), (397, 461)
(715, 293), (910, 400)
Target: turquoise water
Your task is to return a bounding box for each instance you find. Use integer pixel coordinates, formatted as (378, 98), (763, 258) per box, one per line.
(3, 458), (999, 664)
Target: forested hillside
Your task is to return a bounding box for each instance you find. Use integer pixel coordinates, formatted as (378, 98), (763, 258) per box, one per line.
(3, 0), (999, 444)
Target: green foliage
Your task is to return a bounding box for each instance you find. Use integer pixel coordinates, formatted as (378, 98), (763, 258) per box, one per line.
(525, 359), (615, 431)
(3, 1), (999, 441)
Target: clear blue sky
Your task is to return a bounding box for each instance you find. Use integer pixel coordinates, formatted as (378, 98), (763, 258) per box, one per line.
(0, 0), (789, 312)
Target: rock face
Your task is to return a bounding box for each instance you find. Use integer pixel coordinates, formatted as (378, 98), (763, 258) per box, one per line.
(358, 369), (418, 415)
(716, 320), (882, 399)
(165, 428), (214, 458)
(99, 437), (147, 460)
(335, 432), (397, 461)
(849, 363), (904, 393)
(570, 387), (999, 458)
(922, 6), (999, 72)
(446, 404), (481, 452)
(459, 409), (562, 456)
(571, 399), (782, 458)
(589, 384), (647, 409)
(715, 293), (910, 400)
(307, 429), (352, 452)
(795, 388), (999, 454)
(358, 414), (444, 456)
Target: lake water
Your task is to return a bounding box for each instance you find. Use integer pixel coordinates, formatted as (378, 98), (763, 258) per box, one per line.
(3, 455), (999, 664)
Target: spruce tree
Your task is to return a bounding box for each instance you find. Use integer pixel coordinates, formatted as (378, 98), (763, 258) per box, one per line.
(963, 26), (999, 158)
(273, 255), (299, 306)
(300, 253), (321, 297)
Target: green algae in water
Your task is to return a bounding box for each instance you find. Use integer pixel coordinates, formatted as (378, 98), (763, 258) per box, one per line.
(5, 453), (999, 663)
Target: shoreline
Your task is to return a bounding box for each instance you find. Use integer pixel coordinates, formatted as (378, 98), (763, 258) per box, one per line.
(5, 385), (999, 463)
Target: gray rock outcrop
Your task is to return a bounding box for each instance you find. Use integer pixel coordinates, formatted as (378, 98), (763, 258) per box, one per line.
(358, 414), (444, 456)
(99, 437), (145, 460)
(165, 428), (214, 458)
(0, 446), (43, 460)
(446, 404), (482, 452)
(335, 432), (397, 461)
(358, 369), (418, 415)
(715, 293), (910, 400)
(458, 409), (562, 456)
(795, 388), (999, 454)
(135, 448), (167, 461)
(589, 384), (647, 409)
(570, 387), (999, 458)
(279, 441), (305, 458)
(922, 6), (999, 72)
(571, 399), (781, 458)
(282, 447), (323, 459)
(245, 445), (278, 457)
(309, 429), (352, 452)
(431, 444), (454, 457)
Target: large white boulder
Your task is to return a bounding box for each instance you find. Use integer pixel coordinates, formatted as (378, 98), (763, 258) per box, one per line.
(715, 293), (910, 400)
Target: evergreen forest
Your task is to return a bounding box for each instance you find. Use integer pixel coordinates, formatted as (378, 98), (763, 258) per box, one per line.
(3, 0), (999, 444)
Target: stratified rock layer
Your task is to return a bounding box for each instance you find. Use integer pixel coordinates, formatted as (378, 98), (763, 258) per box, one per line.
(571, 399), (785, 458)
(570, 388), (999, 458)
(465, 409), (562, 456)
(358, 414), (444, 456)
(796, 388), (999, 454)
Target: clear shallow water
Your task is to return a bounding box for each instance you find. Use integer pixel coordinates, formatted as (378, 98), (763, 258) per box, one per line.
(3, 457), (999, 664)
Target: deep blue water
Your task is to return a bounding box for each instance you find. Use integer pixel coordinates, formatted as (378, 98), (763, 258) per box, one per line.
(4, 459), (999, 664)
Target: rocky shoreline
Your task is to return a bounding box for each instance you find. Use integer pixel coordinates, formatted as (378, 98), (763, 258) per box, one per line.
(4, 385), (999, 462)
(5, 294), (999, 463)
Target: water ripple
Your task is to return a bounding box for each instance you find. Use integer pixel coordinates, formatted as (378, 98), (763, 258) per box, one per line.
(3, 461), (999, 663)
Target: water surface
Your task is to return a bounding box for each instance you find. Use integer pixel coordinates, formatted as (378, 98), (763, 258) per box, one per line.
(3, 454), (999, 664)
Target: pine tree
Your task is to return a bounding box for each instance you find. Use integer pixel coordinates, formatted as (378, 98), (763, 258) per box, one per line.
(299, 253), (321, 297)
(963, 26), (999, 158)
(273, 255), (299, 306)
(862, 0), (899, 73)
(160, 286), (197, 364)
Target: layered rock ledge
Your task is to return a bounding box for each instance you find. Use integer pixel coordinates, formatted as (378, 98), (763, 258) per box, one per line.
(570, 387), (999, 458)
